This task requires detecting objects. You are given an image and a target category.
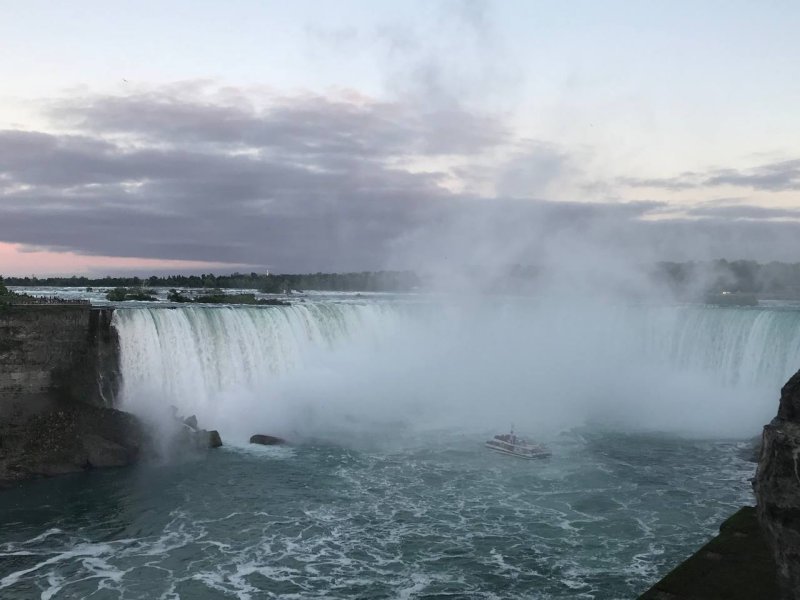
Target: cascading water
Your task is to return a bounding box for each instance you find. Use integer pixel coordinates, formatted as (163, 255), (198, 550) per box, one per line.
(113, 301), (412, 438)
(639, 305), (800, 386)
(113, 299), (800, 440)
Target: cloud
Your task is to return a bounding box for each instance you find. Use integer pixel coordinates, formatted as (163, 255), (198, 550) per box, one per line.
(51, 86), (508, 157)
(686, 204), (800, 220)
(1, 84), (799, 273)
(705, 159), (800, 191)
(1, 86), (497, 270)
(621, 159), (800, 192)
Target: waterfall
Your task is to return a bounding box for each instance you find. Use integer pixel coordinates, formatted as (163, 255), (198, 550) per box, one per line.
(638, 306), (800, 386)
(113, 302), (405, 413)
(112, 301), (800, 439)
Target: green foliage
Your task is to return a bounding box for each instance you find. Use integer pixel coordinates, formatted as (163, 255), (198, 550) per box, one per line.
(9, 262), (800, 300)
(0, 276), (18, 308)
(192, 293), (288, 306)
(4, 271), (422, 293)
(106, 287), (157, 302)
(167, 289), (191, 303)
(106, 287), (127, 301)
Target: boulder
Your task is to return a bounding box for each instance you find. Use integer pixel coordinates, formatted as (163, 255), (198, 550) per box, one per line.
(755, 368), (800, 598)
(169, 428), (222, 454)
(83, 433), (134, 468)
(208, 430), (223, 448)
(250, 434), (285, 446)
(183, 414), (198, 430)
(0, 403), (147, 487)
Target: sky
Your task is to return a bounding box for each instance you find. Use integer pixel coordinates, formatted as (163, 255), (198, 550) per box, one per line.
(1, 0), (799, 276)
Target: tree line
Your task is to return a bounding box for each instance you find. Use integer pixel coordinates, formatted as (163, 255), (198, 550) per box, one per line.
(5, 261), (800, 298)
(3, 271), (422, 293)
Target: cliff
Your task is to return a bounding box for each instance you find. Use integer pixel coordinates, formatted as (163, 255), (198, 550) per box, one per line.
(756, 368), (800, 598)
(640, 368), (800, 599)
(0, 305), (119, 410)
(638, 506), (778, 599)
(0, 305), (143, 486)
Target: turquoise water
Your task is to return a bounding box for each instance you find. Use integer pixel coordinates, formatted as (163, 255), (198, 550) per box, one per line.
(0, 431), (753, 599)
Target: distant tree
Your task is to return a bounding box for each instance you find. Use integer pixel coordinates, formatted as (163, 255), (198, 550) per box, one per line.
(106, 287), (157, 302)
(167, 289), (191, 303)
(106, 287), (128, 301)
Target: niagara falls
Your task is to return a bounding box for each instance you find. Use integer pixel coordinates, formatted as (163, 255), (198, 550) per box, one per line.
(3, 1), (800, 598)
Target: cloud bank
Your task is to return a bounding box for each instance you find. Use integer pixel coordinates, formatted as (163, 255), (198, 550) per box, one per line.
(1, 82), (799, 273)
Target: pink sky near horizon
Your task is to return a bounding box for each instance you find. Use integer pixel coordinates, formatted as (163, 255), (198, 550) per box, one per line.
(0, 242), (251, 277)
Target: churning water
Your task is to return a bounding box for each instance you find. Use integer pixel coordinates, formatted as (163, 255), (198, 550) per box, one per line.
(1, 297), (799, 599)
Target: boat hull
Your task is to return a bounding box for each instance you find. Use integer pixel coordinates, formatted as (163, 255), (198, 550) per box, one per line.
(484, 441), (551, 460)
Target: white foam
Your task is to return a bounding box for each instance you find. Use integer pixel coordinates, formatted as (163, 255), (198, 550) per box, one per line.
(0, 542), (113, 588)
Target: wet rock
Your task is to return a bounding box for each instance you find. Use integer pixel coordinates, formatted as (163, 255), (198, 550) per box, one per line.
(755, 368), (800, 598)
(638, 506), (779, 599)
(207, 430), (223, 448)
(250, 434), (285, 446)
(83, 433), (134, 468)
(169, 427), (222, 454)
(0, 403), (147, 487)
(737, 436), (763, 463)
(183, 414), (198, 430)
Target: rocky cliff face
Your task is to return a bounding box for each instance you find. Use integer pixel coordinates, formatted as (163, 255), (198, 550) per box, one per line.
(0, 305), (134, 487)
(756, 368), (800, 599)
(0, 305), (221, 487)
(0, 305), (119, 412)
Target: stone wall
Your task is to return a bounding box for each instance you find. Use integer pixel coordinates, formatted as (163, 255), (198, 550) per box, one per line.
(0, 305), (119, 419)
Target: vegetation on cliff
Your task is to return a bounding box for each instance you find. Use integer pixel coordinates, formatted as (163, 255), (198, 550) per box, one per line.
(0, 277), (83, 306)
(106, 287), (158, 302)
(166, 289), (288, 305)
(185, 292), (289, 306)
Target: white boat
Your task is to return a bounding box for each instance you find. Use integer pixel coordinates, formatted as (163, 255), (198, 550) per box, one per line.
(485, 430), (551, 460)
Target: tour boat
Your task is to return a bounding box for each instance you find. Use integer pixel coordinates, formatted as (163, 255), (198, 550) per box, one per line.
(485, 430), (551, 460)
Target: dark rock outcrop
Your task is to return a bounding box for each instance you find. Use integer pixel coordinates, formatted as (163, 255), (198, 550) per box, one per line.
(638, 506), (779, 599)
(756, 368), (800, 599)
(208, 430), (223, 448)
(0, 305), (120, 410)
(0, 402), (147, 487)
(168, 426), (223, 455)
(250, 434), (285, 446)
(737, 435), (763, 463)
(0, 305), (224, 488)
(0, 305), (133, 487)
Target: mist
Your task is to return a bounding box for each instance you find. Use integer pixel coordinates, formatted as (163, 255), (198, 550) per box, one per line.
(250, 299), (779, 440)
(114, 268), (797, 451)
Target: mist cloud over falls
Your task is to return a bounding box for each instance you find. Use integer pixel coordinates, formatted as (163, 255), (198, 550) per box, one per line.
(1, 83), (800, 273)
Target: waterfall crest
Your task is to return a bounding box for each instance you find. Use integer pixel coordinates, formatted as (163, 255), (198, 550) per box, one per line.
(113, 302), (800, 438)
